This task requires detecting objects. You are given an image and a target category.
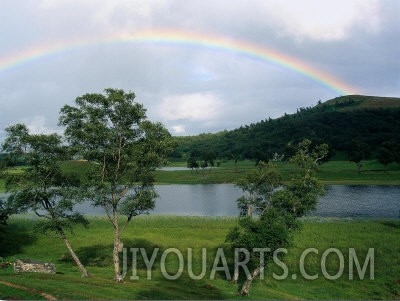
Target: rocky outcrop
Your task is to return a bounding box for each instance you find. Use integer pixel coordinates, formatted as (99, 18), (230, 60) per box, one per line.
(14, 259), (56, 274)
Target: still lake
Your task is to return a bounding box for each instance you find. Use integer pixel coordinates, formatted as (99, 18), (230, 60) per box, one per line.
(75, 184), (400, 218)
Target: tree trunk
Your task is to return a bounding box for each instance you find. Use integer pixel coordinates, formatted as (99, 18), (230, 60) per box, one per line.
(247, 205), (253, 217)
(240, 265), (264, 296)
(59, 230), (89, 277)
(357, 162), (362, 174)
(232, 268), (239, 284)
(113, 221), (123, 282)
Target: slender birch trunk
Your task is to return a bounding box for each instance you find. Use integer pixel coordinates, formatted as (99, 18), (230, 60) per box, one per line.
(240, 265), (264, 296)
(112, 211), (123, 282)
(232, 268), (239, 284)
(59, 229), (89, 277)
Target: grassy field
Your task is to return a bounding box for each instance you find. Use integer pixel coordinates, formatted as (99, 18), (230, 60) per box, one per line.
(156, 159), (400, 185)
(316, 160), (400, 185)
(0, 216), (399, 300)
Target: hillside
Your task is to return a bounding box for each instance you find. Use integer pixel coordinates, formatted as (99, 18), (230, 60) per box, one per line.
(318, 95), (400, 111)
(173, 95), (400, 161)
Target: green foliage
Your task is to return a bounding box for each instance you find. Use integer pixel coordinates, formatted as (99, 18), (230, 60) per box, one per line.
(1, 124), (29, 166)
(6, 135), (87, 227)
(187, 155), (199, 169)
(347, 140), (371, 173)
(2, 124), (90, 276)
(235, 162), (282, 216)
(202, 150), (216, 167)
(226, 139), (328, 295)
(0, 198), (13, 243)
(0, 200), (9, 225)
(275, 140), (327, 217)
(2, 127), (87, 229)
(347, 140), (370, 162)
(376, 141), (400, 171)
(32, 212), (89, 237)
(2, 124), (29, 154)
(59, 88), (175, 280)
(59, 89), (174, 217)
(377, 147), (395, 170)
(173, 96), (400, 164)
(186, 149), (216, 170)
(0, 163), (13, 241)
(226, 208), (297, 264)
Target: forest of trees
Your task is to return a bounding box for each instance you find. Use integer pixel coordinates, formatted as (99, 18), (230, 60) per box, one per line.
(172, 96), (400, 165)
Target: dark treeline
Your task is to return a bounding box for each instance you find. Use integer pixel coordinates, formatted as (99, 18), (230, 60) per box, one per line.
(173, 95), (400, 162)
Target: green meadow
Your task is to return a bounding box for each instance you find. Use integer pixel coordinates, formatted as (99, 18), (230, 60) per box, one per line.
(155, 159), (400, 185)
(0, 216), (399, 300)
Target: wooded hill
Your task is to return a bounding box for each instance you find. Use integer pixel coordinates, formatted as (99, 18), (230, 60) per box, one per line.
(172, 95), (400, 161)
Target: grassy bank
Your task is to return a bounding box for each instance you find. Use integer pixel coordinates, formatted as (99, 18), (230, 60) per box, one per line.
(0, 160), (399, 193)
(0, 216), (399, 300)
(156, 160), (400, 185)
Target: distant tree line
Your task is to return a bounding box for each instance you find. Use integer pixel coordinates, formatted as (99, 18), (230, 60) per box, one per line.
(173, 106), (400, 169)
(186, 149), (218, 170)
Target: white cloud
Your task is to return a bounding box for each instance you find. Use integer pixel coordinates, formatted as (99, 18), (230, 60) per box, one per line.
(171, 125), (186, 134)
(262, 0), (381, 41)
(90, 0), (168, 28)
(159, 92), (224, 122)
(23, 115), (59, 135)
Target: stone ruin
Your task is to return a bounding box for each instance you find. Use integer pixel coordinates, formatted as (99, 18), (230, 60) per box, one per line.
(14, 259), (56, 274)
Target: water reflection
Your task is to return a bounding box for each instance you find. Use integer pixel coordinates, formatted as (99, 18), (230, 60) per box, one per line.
(153, 184), (242, 216)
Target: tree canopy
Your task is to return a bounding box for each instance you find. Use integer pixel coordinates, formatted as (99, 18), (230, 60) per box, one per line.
(59, 88), (175, 281)
(2, 125), (89, 277)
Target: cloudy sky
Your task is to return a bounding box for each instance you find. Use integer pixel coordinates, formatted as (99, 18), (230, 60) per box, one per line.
(0, 0), (399, 139)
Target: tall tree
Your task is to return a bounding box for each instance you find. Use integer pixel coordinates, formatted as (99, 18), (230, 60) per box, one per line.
(187, 155), (199, 171)
(347, 140), (370, 173)
(0, 162), (14, 238)
(0, 199), (11, 244)
(377, 147), (394, 172)
(202, 150), (216, 167)
(0, 199), (11, 226)
(59, 88), (174, 282)
(2, 126), (89, 277)
(0, 160), (11, 242)
(376, 141), (400, 171)
(227, 139), (328, 296)
(2, 123), (29, 166)
(0, 160), (15, 239)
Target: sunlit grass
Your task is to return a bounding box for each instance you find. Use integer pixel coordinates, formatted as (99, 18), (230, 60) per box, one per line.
(0, 216), (399, 300)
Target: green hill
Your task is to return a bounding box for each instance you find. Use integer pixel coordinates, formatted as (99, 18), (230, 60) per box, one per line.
(173, 95), (400, 161)
(318, 95), (400, 111)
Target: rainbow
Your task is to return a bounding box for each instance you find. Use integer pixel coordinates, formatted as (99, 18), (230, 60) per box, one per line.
(0, 28), (361, 94)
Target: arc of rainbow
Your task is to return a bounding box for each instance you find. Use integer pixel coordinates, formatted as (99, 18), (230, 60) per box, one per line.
(0, 29), (361, 95)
